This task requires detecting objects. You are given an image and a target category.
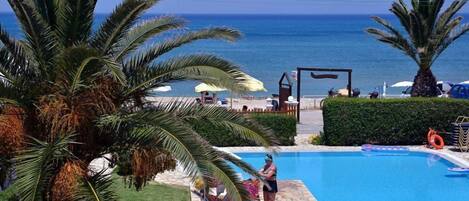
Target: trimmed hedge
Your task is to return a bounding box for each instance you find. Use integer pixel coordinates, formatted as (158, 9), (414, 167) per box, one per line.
(322, 98), (469, 146)
(194, 114), (297, 146)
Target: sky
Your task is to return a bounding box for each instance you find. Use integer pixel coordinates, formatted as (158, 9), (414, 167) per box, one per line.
(1, 0), (469, 15)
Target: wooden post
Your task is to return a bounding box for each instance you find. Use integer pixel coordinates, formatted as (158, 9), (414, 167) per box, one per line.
(296, 68), (301, 121)
(348, 71), (352, 97)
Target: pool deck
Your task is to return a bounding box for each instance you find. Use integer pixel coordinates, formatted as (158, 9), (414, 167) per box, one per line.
(153, 142), (469, 201)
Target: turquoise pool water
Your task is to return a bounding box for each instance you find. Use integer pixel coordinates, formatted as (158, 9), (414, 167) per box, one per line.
(235, 152), (469, 201)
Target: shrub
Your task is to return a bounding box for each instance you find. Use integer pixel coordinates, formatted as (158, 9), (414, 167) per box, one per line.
(308, 135), (323, 145)
(194, 114), (297, 146)
(0, 184), (18, 201)
(322, 98), (469, 146)
(251, 114), (297, 146)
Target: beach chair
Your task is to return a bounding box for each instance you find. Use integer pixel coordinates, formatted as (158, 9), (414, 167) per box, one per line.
(452, 116), (469, 152)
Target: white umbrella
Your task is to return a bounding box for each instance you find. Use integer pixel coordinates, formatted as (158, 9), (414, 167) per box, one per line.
(391, 81), (413, 87)
(238, 73), (267, 92)
(195, 74), (266, 93)
(195, 83), (227, 93)
(151, 86), (172, 92)
(460, 80), (469, 84)
(437, 81), (452, 92)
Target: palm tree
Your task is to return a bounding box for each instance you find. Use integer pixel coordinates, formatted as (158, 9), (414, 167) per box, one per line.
(367, 0), (469, 97)
(0, 0), (277, 200)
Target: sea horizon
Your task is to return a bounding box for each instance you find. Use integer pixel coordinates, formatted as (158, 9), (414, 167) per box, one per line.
(1, 13), (469, 97)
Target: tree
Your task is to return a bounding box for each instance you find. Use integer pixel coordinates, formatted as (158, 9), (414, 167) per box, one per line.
(0, 0), (277, 200)
(367, 0), (469, 97)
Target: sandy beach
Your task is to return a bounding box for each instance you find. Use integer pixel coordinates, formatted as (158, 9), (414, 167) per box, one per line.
(146, 96), (325, 110)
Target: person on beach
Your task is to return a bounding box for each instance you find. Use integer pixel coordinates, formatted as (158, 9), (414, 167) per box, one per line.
(259, 154), (278, 201)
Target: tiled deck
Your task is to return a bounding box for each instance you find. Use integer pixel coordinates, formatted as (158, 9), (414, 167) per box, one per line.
(274, 180), (317, 201)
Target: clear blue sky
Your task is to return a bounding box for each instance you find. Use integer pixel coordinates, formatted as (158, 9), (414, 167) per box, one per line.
(1, 0), (469, 14)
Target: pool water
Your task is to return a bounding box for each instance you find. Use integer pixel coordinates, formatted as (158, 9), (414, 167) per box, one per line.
(235, 152), (469, 201)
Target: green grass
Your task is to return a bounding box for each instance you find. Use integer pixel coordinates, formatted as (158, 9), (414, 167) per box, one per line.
(0, 175), (190, 201)
(113, 176), (190, 201)
(0, 184), (17, 201)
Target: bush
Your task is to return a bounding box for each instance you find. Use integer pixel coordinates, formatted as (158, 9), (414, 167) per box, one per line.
(322, 98), (469, 146)
(0, 184), (18, 201)
(251, 114), (297, 146)
(194, 114), (297, 146)
(308, 134), (323, 145)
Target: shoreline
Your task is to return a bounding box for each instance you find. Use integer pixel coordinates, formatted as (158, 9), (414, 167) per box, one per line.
(146, 96), (326, 110)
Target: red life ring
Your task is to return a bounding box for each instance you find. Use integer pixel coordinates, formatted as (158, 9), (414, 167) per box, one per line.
(427, 129), (444, 149)
(429, 134), (445, 150)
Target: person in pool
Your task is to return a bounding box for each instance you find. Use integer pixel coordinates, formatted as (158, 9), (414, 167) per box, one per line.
(259, 154), (277, 201)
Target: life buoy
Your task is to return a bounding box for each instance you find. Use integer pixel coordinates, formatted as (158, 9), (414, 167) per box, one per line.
(429, 134), (445, 150)
(427, 129), (444, 150)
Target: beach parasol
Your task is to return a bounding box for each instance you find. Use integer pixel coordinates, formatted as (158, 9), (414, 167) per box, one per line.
(194, 73), (266, 93)
(238, 73), (267, 92)
(437, 81), (452, 92)
(338, 88), (349, 96)
(194, 83), (227, 93)
(150, 86), (172, 92)
(391, 81), (413, 87)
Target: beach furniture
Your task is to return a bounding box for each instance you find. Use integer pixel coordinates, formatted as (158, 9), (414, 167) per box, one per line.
(451, 116), (469, 152)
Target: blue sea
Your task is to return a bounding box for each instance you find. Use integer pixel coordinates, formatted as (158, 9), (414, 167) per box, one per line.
(2, 13), (469, 96)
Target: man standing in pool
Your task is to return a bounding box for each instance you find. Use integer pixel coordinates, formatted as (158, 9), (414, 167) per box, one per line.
(259, 154), (278, 201)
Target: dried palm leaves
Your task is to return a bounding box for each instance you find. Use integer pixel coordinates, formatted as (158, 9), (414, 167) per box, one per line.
(132, 148), (176, 190)
(51, 161), (86, 201)
(0, 106), (25, 156)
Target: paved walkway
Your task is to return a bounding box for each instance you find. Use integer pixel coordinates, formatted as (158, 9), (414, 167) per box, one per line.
(297, 110), (323, 135)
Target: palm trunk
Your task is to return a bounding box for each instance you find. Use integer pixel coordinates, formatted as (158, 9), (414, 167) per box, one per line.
(411, 68), (438, 97)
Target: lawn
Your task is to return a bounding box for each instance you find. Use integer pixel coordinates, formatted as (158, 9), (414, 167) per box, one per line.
(0, 175), (190, 201)
(113, 176), (190, 201)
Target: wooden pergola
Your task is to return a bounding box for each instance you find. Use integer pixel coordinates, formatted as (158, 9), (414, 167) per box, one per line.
(296, 67), (352, 121)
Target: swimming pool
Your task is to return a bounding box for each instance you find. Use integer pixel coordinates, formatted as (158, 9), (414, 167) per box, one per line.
(235, 152), (469, 201)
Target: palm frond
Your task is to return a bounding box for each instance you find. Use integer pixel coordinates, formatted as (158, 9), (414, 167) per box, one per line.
(30, 0), (57, 27)
(124, 54), (245, 96)
(432, 23), (469, 65)
(67, 56), (126, 94)
(103, 110), (210, 179)
(157, 101), (278, 148)
(367, 16), (418, 62)
(91, 0), (158, 54)
(7, 0), (57, 79)
(366, 28), (419, 63)
(390, 0), (412, 35)
(435, 0), (467, 34)
(74, 170), (117, 201)
(0, 48), (19, 83)
(15, 135), (76, 201)
(56, 0), (97, 46)
(114, 16), (186, 61)
(55, 46), (126, 95)
(124, 27), (241, 69)
(0, 24), (28, 69)
(200, 158), (249, 201)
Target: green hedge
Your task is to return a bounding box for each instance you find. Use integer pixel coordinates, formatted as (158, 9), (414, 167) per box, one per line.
(194, 114), (297, 146)
(322, 98), (469, 146)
